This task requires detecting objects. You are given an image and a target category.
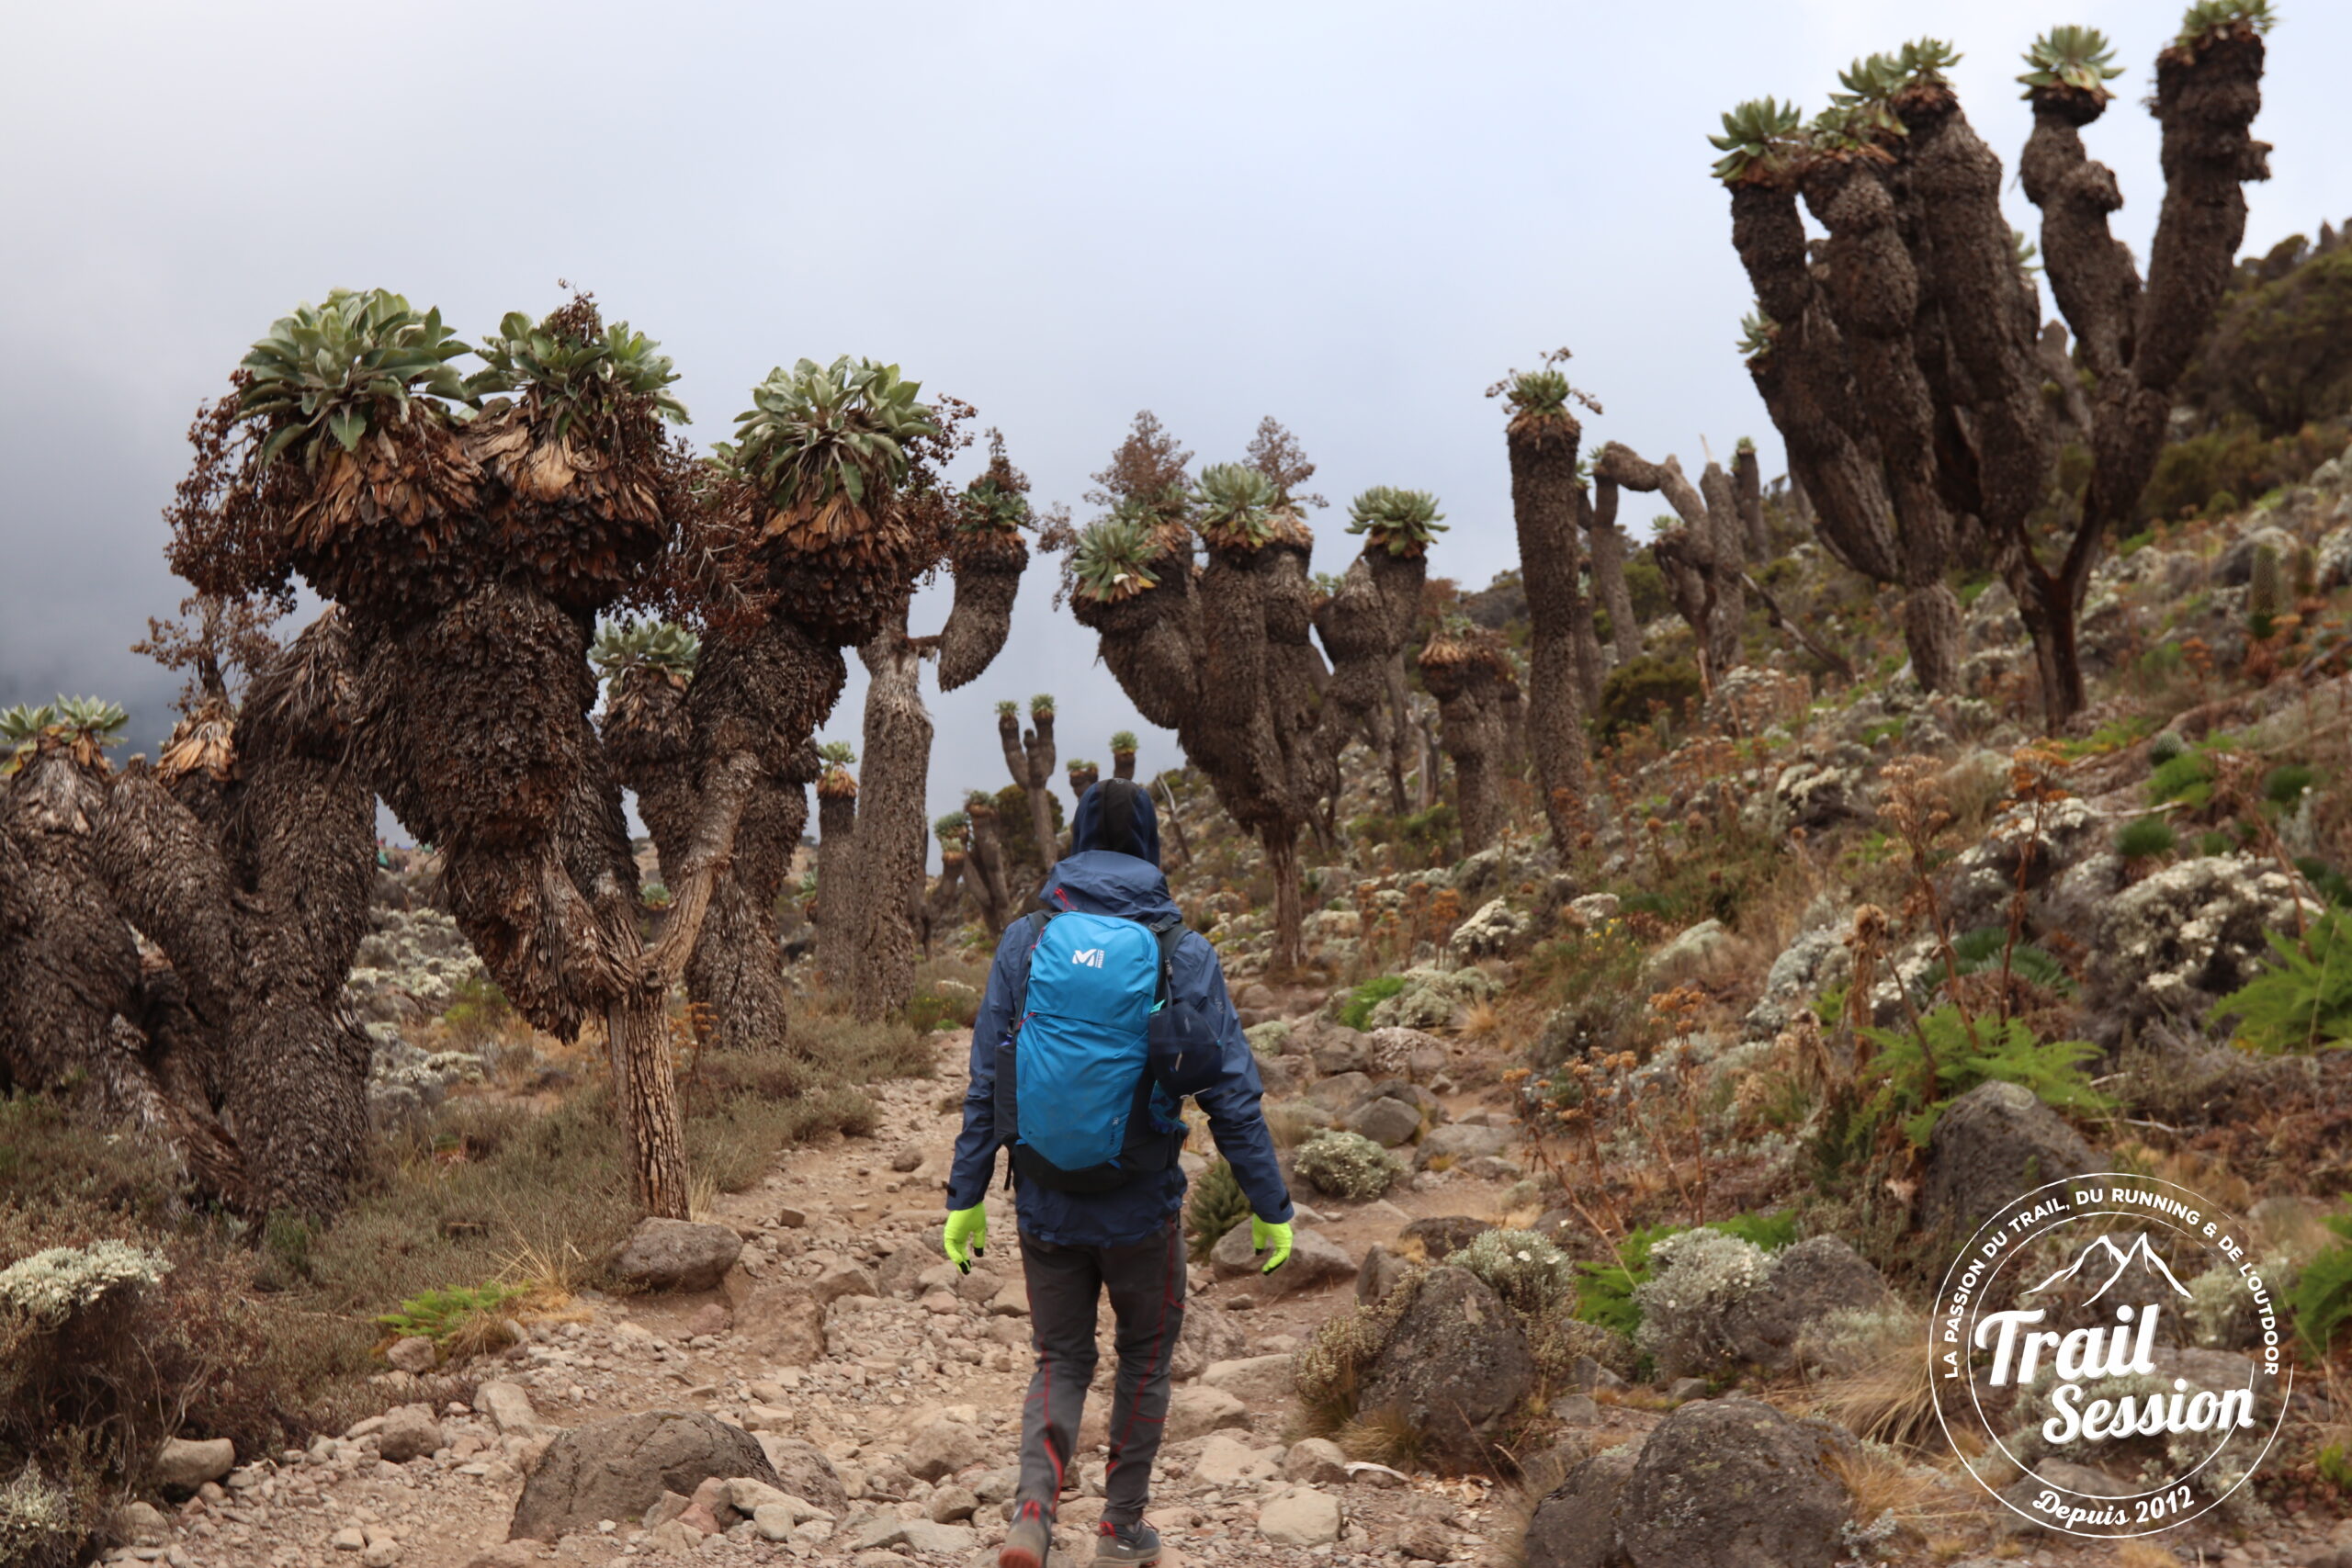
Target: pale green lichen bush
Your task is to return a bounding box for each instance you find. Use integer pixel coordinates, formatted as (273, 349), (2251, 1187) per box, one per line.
(1453, 1228), (1577, 1316)
(1293, 1130), (1403, 1201)
(1632, 1227), (1768, 1378)
(0, 1461), (77, 1566)
(0, 1242), (169, 1324)
(1293, 1269), (1425, 1435)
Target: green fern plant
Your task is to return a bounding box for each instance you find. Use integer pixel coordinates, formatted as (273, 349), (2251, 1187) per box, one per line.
(2211, 910), (2352, 1054)
(2285, 1205), (2352, 1354)
(1861, 1006), (2109, 1146)
(1185, 1158), (1251, 1263)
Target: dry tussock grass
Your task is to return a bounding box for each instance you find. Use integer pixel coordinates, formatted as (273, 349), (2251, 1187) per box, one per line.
(1826, 1445), (1973, 1534)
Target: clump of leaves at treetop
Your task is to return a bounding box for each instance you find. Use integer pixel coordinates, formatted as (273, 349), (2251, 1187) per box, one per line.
(1336, 974), (1408, 1031)
(1572, 1213), (1799, 1340)
(1184, 1157), (1251, 1263)
(1, 697), (128, 774)
(2173, 0), (2278, 54)
(1344, 486), (1449, 558)
(2287, 1204), (2352, 1354)
(376, 1282), (526, 1343)
(2017, 25), (2124, 100)
(933, 810), (968, 850)
(590, 617), (700, 687)
(1072, 515), (1160, 603)
(238, 288), (473, 468)
(2212, 909), (2352, 1054)
(469, 309), (687, 437)
(815, 740), (857, 798)
(1708, 97), (1805, 185)
(1860, 1006), (2108, 1147)
(718, 355), (938, 532)
(1111, 730), (1138, 755)
(1191, 463), (1281, 552)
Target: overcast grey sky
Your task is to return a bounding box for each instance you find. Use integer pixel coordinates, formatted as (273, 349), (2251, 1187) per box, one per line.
(4, 0), (2344, 844)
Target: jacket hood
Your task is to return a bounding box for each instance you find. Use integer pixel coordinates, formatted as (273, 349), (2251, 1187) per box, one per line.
(1068, 779), (1160, 866)
(1040, 781), (1177, 921)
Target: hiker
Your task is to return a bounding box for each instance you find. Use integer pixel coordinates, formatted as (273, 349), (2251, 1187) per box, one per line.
(944, 777), (1295, 1568)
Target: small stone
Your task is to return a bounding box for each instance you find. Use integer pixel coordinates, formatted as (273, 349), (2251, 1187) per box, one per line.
(360, 1541), (404, 1567)
(921, 1289), (959, 1315)
(111, 1501), (170, 1548)
(1283, 1438), (1349, 1486)
(614, 1217), (744, 1292)
(989, 1281), (1030, 1317)
(814, 1261), (880, 1306)
(1193, 1435), (1278, 1486)
(904, 1417), (986, 1482)
(376, 1404), (443, 1464)
(1549, 1393), (1600, 1425)
(1200, 1354), (1295, 1397)
(471, 1381), (541, 1435)
(927, 1484), (978, 1523)
(1397, 1518), (1454, 1562)
(384, 1337), (438, 1374)
(774, 1205), (808, 1228)
(1165, 1385), (1250, 1441)
(1344, 1097), (1423, 1149)
(1665, 1377), (1709, 1403)
(1258, 1488), (1342, 1547)
(331, 1527), (368, 1552)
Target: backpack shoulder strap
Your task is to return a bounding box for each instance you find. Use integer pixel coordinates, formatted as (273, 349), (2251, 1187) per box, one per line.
(1008, 909), (1054, 1021)
(1146, 915), (1186, 1009)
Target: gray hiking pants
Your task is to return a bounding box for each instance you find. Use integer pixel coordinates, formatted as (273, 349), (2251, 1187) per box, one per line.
(1017, 1221), (1186, 1526)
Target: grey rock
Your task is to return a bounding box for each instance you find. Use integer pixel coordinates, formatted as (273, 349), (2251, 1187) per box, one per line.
(1257, 1488), (1342, 1547)
(153, 1436), (236, 1492)
(814, 1261), (880, 1305)
(1305, 1071), (1374, 1111)
(853, 1517), (978, 1554)
(1170, 1302), (1248, 1382)
(1357, 1268), (1535, 1470)
(903, 1418), (984, 1482)
(752, 1436), (851, 1515)
(1415, 1123), (1510, 1169)
(472, 1381), (542, 1435)
(927, 1484), (978, 1523)
(737, 1282), (829, 1367)
(1363, 1026), (1453, 1084)
(1640, 919), (1730, 985)
(1356, 1244), (1412, 1306)
(1664, 1376), (1709, 1403)
(1521, 1447), (1637, 1568)
(1614, 1397), (1853, 1568)
(1549, 1394), (1600, 1426)
(613, 1218), (743, 1293)
(1164, 1386), (1250, 1441)
(384, 1336), (437, 1374)
(1345, 1097), (1423, 1148)
(509, 1411), (781, 1542)
(1398, 1215), (1491, 1260)
(1719, 1236), (1893, 1373)
(1211, 1223), (1355, 1293)
(377, 1404), (443, 1464)
(1921, 1080), (2098, 1234)
(1283, 1437), (1350, 1486)
(1564, 893), (1620, 928)
(1448, 897), (1528, 961)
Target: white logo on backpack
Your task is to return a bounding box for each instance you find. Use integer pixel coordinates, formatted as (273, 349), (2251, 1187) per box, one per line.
(1071, 948), (1105, 968)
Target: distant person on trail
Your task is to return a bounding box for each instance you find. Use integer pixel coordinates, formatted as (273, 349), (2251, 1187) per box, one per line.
(943, 778), (1294, 1568)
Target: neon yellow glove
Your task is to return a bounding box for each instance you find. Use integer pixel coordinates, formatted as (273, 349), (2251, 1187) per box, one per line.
(943, 1205), (988, 1274)
(1250, 1215), (1294, 1274)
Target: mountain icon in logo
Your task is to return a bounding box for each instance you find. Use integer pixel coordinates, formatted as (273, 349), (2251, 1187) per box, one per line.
(2022, 1232), (2193, 1304)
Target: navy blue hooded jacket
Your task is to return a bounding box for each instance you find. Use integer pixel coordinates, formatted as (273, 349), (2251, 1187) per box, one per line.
(946, 781), (1294, 1247)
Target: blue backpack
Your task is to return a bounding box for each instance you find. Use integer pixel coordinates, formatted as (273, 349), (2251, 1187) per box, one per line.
(992, 908), (1225, 1193)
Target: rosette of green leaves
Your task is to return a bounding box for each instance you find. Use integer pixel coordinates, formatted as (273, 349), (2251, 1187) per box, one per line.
(1506, 368), (1576, 422)
(1736, 309), (1780, 363)
(1191, 463), (1281, 550)
(1345, 486), (1449, 558)
(716, 356), (939, 515)
(590, 617), (700, 684)
(933, 809), (969, 846)
(1708, 97), (1804, 185)
(958, 471), (1032, 536)
(2018, 25), (2124, 97)
(2175, 0), (2276, 52)
(471, 311), (687, 439)
(1111, 730), (1138, 753)
(818, 739), (856, 766)
(240, 289), (472, 468)
(1075, 516), (1161, 602)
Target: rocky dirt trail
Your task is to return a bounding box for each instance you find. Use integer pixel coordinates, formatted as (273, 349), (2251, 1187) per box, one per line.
(125, 1028), (1534, 1568)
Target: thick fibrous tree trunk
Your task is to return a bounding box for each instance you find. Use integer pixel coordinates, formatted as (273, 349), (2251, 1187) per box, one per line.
(998, 707), (1059, 871)
(1111, 750), (1136, 781)
(1733, 444), (1772, 564)
(1586, 475), (1640, 665)
(1504, 412), (1593, 852)
(1315, 547), (1428, 816)
(1418, 640), (1509, 856)
(94, 613), (377, 1217)
(1598, 445), (1757, 690)
(849, 619), (930, 1021)
(964, 802), (1014, 933)
(924, 851), (967, 952)
(815, 784), (857, 989)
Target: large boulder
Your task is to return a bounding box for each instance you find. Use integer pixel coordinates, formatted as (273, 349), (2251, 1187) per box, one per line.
(1614, 1398), (1853, 1568)
(752, 1435), (850, 1515)
(1346, 1096), (1423, 1148)
(612, 1218), (743, 1293)
(1211, 1223), (1355, 1293)
(377, 1404), (444, 1463)
(1356, 1267), (1535, 1470)
(153, 1437), (235, 1492)
(1521, 1448), (1638, 1568)
(736, 1282), (828, 1367)
(1170, 1302), (1249, 1382)
(1415, 1123), (1510, 1169)
(1717, 1237), (1892, 1373)
(2096, 854), (2321, 1021)
(1921, 1080), (2098, 1234)
(509, 1411), (780, 1542)
(1449, 897), (1529, 961)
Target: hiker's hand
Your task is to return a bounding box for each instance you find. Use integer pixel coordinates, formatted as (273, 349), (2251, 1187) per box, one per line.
(943, 1206), (988, 1274)
(1250, 1216), (1293, 1274)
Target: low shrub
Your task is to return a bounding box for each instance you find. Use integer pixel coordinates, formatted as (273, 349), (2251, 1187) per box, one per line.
(1859, 1006), (2108, 1146)
(1183, 1158), (1250, 1263)
(1452, 1228), (1577, 1317)
(1293, 1130), (1402, 1201)
(1335, 975), (1408, 1032)
(2285, 1205), (2352, 1355)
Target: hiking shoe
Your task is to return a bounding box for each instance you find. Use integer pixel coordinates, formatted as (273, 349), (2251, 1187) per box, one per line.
(1001, 1500), (1053, 1568)
(1096, 1519), (1162, 1565)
